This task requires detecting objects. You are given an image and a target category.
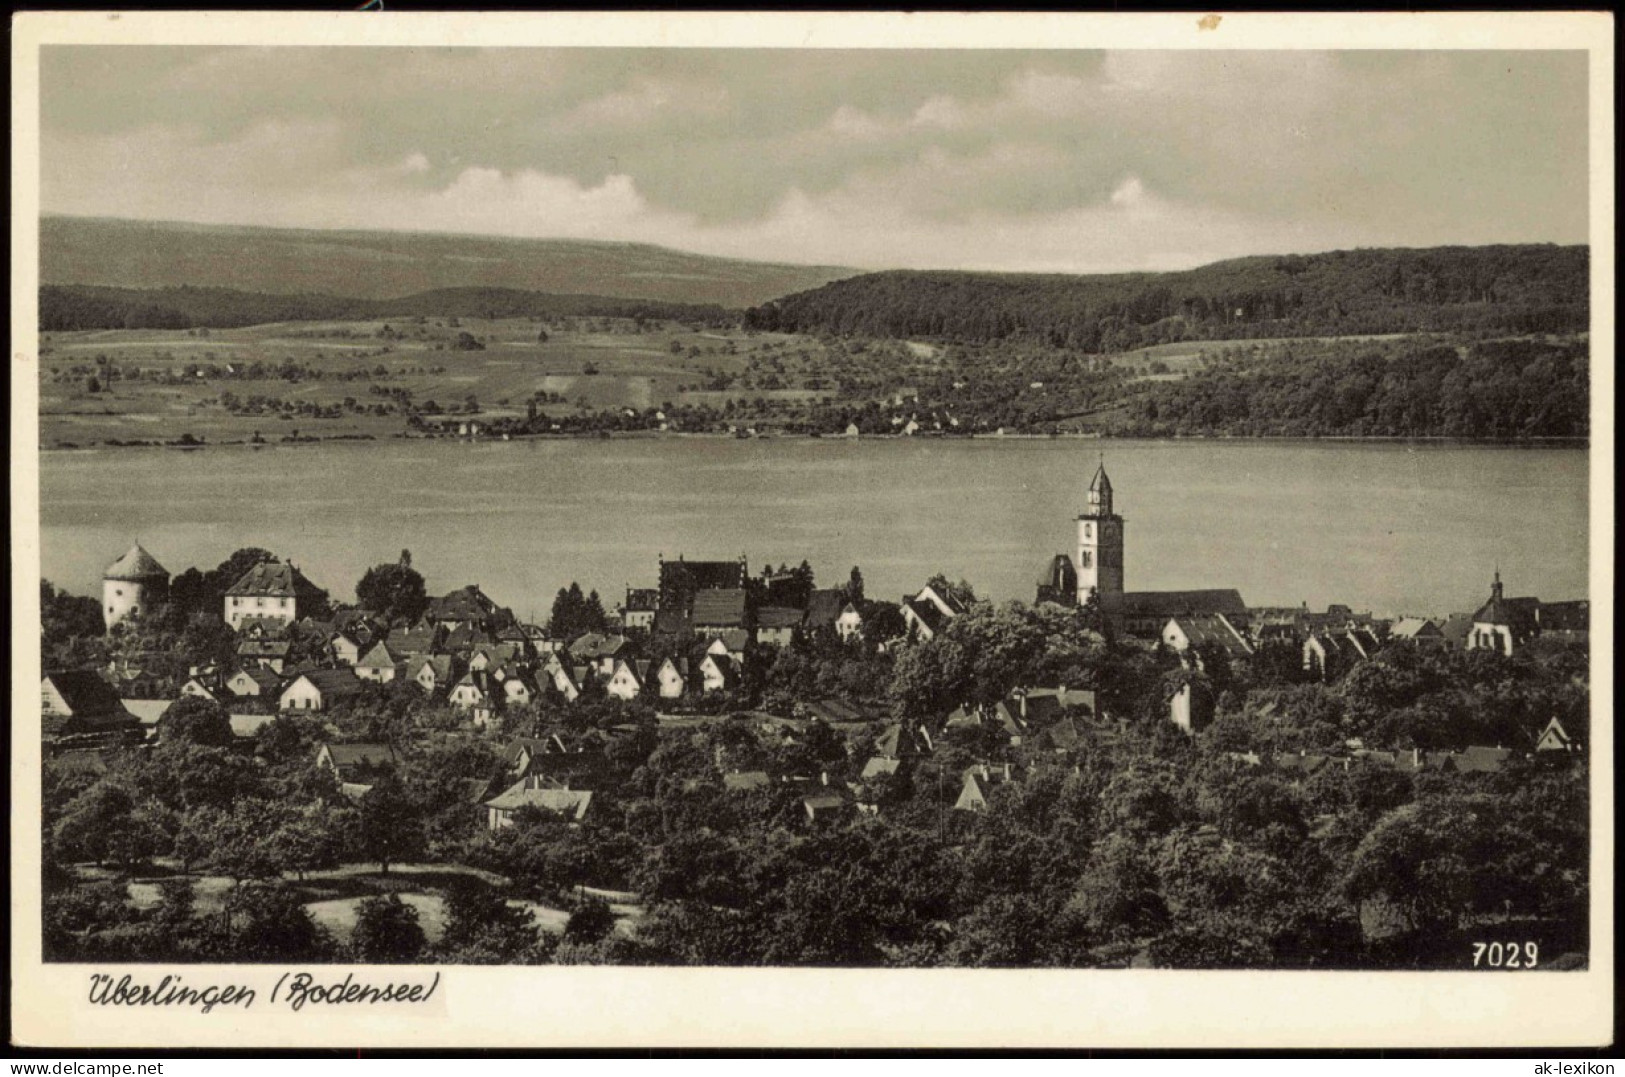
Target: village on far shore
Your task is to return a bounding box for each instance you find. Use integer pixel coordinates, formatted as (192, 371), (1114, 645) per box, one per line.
(44, 461), (1589, 832)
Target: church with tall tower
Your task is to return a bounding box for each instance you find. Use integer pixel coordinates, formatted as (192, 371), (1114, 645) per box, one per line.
(1075, 460), (1124, 606)
(1037, 458), (1247, 636)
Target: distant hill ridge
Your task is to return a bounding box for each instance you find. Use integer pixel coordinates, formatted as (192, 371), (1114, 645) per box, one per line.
(39, 283), (735, 332)
(744, 244), (1589, 349)
(40, 216), (856, 309)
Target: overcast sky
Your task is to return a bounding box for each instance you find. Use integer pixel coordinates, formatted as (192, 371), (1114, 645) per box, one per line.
(40, 47), (1588, 273)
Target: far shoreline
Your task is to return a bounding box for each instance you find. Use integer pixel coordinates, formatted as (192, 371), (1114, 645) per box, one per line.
(37, 429), (1593, 456)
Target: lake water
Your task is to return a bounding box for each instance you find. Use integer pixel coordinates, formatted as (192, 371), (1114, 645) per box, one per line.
(38, 437), (1590, 620)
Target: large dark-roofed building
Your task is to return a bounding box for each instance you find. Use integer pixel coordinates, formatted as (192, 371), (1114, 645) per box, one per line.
(658, 555), (749, 607)
(692, 588), (749, 630)
(224, 560), (325, 630)
(42, 670), (142, 743)
(1106, 589), (1248, 638)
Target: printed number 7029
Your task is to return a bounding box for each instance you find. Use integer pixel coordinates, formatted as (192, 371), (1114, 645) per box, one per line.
(1472, 941), (1538, 968)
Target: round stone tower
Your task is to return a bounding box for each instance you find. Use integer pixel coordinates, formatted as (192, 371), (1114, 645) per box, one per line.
(103, 543), (170, 630)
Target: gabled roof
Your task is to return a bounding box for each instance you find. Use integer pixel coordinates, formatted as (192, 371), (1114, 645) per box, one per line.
(903, 597), (951, 637)
(1167, 613), (1254, 657)
(652, 608), (693, 637)
(331, 609), (384, 637)
(711, 628), (751, 653)
(757, 606), (804, 630)
(1389, 617), (1442, 640)
(235, 615), (292, 638)
(701, 652), (738, 686)
(485, 775), (594, 820)
(425, 585), (499, 623)
(442, 622), (494, 653)
(860, 756), (902, 781)
(120, 698), (172, 726)
(43, 670), (126, 717)
(1029, 718), (1081, 752)
(320, 741), (398, 769)
(232, 667), (282, 691)
(294, 616), (336, 642)
(802, 790), (849, 813)
(803, 589), (848, 629)
(230, 713), (277, 739)
(1439, 613), (1475, 645)
(503, 672), (540, 695)
(104, 543), (168, 581)
(1536, 716), (1575, 750)
(801, 697), (871, 723)
(1473, 594), (1541, 630)
(390, 622), (439, 653)
(290, 667), (365, 699)
(226, 560), (321, 599)
(426, 654), (460, 680)
(876, 722), (929, 759)
(914, 584), (967, 619)
(692, 589), (748, 627)
(236, 638), (292, 658)
(723, 770), (772, 792)
(356, 640), (403, 670)
(570, 633), (632, 660)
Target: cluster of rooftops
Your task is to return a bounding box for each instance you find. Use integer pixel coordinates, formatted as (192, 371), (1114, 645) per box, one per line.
(54, 513), (1590, 759)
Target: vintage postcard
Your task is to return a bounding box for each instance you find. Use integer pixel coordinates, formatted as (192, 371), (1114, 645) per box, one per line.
(9, 10), (1615, 1050)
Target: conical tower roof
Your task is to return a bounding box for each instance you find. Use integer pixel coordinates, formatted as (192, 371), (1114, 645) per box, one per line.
(105, 543), (168, 581)
(1089, 461), (1113, 494)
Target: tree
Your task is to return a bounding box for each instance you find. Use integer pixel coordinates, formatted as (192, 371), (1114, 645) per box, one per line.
(158, 695), (235, 748)
(207, 800), (287, 883)
(436, 877), (539, 963)
(351, 893), (427, 963)
(943, 893), (1048, 967)
(564, 897), (616, 944)
(354, 774), (424, 874)
(355, 561), (428, 624)
(267, 801), (353, 880)
(536, 329), (550, 344)
(1065, 833), (1168, 944)
(52, 783), (159, 868)
(548, 583), (608, 642)
(224, 882), (331, 962)
(41, 580), (104, 644)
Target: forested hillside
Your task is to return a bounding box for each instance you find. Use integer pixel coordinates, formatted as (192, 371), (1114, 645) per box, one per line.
(40, 284), (731, 332)
(1113, 338), (1589, 440)
(41, 216), (853, 308)
(745, 246), (1589, 350)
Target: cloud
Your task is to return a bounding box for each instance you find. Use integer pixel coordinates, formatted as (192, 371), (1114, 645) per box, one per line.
(548, 76), (730, 133)
(1110, 176), (1147, 208)
(39, 47), (1590, 273)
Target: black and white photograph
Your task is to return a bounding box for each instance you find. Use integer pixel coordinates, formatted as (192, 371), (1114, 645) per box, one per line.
(10, 11), (1613, 1050)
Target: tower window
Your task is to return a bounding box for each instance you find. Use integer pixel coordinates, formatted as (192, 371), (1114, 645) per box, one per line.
(1084, 523), (1093, 538)
(1080, 551), (1093, 568)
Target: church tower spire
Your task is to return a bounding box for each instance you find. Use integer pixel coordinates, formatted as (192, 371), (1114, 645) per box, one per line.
(1077, 457), (1125, 606)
